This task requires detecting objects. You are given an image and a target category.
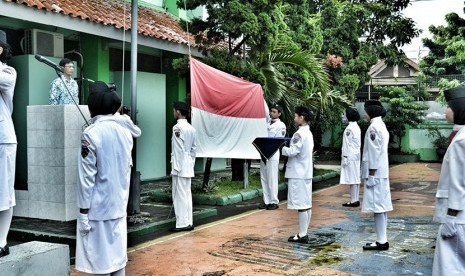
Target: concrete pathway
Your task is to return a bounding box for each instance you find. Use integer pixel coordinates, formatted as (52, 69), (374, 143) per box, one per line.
(72, 163), (440, 276)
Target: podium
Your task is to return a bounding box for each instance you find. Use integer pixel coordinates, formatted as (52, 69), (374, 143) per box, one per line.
(14, 105), (90, 221)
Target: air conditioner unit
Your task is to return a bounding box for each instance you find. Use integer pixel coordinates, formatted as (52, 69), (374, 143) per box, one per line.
(24, 29), (64, 58)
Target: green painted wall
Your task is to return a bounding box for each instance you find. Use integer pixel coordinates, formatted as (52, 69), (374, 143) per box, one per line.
(80, 34), (110, 102)
(164, 53), (187, 175)
(195, 158), (227, 172)
(112, 71), (167, 180)
(406, 123), (452, 161)
(164, 0), (180, 17)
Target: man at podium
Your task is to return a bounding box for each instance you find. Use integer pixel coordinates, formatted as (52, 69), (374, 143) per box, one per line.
(48, 58), (79, 105)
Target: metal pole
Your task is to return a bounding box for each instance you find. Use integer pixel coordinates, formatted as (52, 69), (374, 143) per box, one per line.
(128, 0), (140, 215)
(243, 160), (249, 189)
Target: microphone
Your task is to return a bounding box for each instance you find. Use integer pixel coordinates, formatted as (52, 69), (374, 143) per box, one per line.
(34, 54), (63, 72)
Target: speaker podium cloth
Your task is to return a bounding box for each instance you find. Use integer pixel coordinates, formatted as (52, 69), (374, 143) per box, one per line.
(252, 137), (291, 163)
(190, 57), (267, 159)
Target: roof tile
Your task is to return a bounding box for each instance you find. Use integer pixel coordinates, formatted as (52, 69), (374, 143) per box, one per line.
(3, 0), (195, 46)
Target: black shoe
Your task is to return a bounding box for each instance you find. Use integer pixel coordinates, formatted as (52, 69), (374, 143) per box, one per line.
(171, 225), (194, 232)
(288, 234), (309, 244)
(0, 245), (9, 258)
(258, 203), (269, 209)
(363, 241), (389, 251)
(266, 203), (279, 210)
(342, 201), (360, 207)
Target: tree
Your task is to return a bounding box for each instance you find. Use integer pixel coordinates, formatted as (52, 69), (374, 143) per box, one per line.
(318, 0), (420, 99)
(420, 12), (465, 76)
(378, 86), (429, 150)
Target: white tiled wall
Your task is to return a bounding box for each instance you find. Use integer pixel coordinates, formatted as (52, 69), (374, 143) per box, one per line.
(14, 105), (90, 221)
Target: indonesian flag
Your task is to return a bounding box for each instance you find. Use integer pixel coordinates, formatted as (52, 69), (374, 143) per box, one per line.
(190, 57), (267, 159)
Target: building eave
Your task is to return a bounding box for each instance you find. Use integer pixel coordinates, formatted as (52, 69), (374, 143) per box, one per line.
(0, 3), (204, 57)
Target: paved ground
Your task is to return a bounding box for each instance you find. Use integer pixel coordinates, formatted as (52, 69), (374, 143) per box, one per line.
(71, 163), (441, 276)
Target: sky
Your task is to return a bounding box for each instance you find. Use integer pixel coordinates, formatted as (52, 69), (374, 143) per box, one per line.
(401, 0), (464, 59)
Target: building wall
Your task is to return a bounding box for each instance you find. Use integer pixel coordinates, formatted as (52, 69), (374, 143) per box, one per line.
(80, 33), (110, 100)
(112, 71), (167, 181)
(9, 55), (78, 190)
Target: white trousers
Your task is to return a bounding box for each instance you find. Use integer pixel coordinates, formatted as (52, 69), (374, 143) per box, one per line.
(260, 154), (280, 204)
(0, 144), (16, 211)
(172, 175), (193, 228)
(433, 224), (465, 276)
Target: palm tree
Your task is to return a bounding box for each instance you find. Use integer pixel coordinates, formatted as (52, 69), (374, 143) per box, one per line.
(256, 45), (352, 133)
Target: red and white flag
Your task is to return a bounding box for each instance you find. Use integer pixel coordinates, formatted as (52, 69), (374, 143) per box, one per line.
(190, 57), (267, 159)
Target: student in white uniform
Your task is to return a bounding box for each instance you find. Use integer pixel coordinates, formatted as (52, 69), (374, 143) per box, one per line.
(361, 100), (392, 251)
(114, 106), (141, 138)
(259, 104), (286, 210)
(282, 106), (314, 244)
(75, 81), (134, 276)
(171, 102), (197, 232)
(0, 30), (16, 258)
(340, 108), (361, 207)
(432, 86), (465, 276)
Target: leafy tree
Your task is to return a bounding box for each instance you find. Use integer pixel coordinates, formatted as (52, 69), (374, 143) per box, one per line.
(420, 12), (465, 76)
(436, 78), (462, 105)
(378, 86), (429, 150)
(318, 0), (420, 99)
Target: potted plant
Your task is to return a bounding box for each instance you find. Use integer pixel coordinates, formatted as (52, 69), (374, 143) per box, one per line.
(427, 128), (449, 160)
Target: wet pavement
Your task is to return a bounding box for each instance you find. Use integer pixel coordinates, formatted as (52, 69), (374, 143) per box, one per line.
(72, 163), (441, 276)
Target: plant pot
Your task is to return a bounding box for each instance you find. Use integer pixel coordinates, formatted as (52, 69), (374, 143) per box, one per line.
(436, 148), (447, 161)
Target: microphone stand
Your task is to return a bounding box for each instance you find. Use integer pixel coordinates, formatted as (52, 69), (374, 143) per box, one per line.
(54, 68), (90, 127)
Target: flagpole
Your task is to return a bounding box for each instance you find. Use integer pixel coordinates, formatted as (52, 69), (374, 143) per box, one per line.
(128, 0), (140, 215)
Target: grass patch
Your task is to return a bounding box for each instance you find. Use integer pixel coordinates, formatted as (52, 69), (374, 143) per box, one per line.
(309, 243), (344, 266)
(191, 167), (334, 198)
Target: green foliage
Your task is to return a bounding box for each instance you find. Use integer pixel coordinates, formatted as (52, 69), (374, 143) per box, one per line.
(436, 79), (462, 105)
(174, 0), (419, 147)
(427, 127), (449, 149)
(420, 12), (465, 76)
(378, 86), (429, 148)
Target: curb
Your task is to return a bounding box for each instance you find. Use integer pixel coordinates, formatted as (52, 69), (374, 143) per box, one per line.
(9, 207), (218, 244)
(146, 171), (339, 206)
(127, 207), (217, 239)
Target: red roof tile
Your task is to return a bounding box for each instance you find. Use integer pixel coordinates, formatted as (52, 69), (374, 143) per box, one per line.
(3, 0), (195, 47)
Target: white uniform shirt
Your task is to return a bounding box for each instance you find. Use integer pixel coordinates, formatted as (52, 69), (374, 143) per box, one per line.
(77, 115), (133, 221)
(282, 125), (314, 179)
(0, 62), (17, 144)
(171, 119), (197, 178)
(268, 119), (286, 138)
(267, 119), (286, 161)
(342, 122), (361, 161)
(434, 126), (465, 224)
(361, 117), (389, 179)
(113, 112), (141, 138)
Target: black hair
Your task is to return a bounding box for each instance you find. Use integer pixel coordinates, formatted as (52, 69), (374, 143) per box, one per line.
(87, 81), (121, 117)
(174, 101), (189, 117)
(0, 41), (12, 62)
(59, 58), (73, 67)
(445, 86), (465, 125)
(270, 103), (283, 113)
(364, 100), (386, 119)
(345, 108), (360, 122)
(294, 106), (314, 122)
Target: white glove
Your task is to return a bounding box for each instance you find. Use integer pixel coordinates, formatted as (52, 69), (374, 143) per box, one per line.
(78, 213), (92, 237)
(440, 215), (457, 239)
(365, 176), (378, 188)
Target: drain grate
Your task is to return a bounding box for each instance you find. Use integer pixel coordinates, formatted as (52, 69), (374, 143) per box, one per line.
(210, 233), (340, 271)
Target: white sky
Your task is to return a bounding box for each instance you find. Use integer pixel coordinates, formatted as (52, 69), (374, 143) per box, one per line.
(401, 0), (464, 59)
